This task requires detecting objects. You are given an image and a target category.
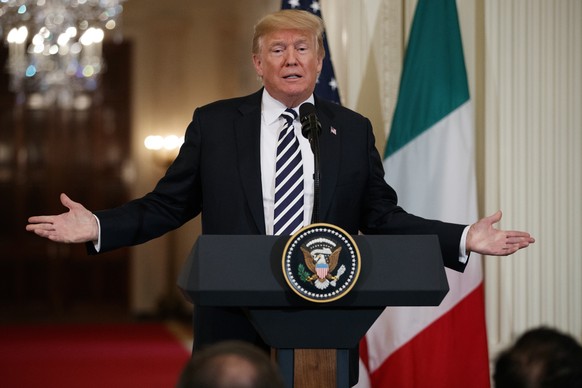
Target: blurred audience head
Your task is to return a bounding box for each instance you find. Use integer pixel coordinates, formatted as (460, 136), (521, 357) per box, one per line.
(177, 340), (285, 388)
(494, 326), (582, 388)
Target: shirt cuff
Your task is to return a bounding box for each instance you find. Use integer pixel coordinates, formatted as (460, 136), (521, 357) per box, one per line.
(459, 225), (471, 264)
(93, 214), (102, 252)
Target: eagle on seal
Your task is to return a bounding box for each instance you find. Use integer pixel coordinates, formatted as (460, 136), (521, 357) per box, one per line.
(300, 245), (342, 283)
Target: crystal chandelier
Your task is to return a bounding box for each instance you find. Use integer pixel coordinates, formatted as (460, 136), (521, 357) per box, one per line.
(0, 0), (125, 107)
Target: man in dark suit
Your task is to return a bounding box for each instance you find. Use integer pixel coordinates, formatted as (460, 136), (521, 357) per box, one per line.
(27, 8), (534, 384)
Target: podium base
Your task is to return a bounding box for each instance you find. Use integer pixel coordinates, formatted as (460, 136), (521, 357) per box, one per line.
(276, 348), (350, 388)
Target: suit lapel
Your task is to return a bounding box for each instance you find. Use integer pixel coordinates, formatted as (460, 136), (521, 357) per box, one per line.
(315, 99), (340, 222)
(234, 91), (266, 234)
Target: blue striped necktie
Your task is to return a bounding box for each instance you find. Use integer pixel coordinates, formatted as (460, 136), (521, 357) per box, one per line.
(274, 108), (304, 235)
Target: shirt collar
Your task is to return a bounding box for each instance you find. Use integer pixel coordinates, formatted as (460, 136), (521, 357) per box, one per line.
(261, 89), (315, 126)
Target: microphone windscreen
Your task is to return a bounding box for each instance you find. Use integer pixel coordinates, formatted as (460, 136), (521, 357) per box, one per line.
(299, 103), (318, 139)
(299, 102), (316, 120)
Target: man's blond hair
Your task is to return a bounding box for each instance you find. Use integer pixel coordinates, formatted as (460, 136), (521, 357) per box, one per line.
(252, 9), (325, 59)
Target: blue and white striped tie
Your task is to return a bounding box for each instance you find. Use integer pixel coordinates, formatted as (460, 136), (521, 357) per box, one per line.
(274, 108), (304, 236)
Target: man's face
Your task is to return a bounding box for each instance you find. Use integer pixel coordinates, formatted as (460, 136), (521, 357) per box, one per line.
(253, 29), (323, 108)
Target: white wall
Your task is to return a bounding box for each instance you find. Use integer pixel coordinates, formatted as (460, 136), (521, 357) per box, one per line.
(481, 0), (582, 356)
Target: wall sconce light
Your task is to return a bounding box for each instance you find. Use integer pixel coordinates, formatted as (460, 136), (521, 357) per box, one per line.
(144, 134), (184, 167)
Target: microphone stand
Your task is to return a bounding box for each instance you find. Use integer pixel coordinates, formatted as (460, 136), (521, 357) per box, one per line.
(309, 129), (321, 224)
(300, 103), (322, 225)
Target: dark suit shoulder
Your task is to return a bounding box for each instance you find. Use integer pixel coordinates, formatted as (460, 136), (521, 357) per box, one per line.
(314, 96), (369, 125)
(193, 89), (262, 119)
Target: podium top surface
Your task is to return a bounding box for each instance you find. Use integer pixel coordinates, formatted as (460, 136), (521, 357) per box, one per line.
(178, 234), (449, 308)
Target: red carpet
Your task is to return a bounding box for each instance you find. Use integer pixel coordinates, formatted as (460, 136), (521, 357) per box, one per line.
(0, 323), (191, 388)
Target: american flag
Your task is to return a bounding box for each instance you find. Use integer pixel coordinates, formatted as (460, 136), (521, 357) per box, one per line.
(281, 0), (341, 104)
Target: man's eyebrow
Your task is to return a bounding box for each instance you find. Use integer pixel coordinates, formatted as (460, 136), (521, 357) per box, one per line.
(268, 36), (310, 46)
(267, 40), (287, 50)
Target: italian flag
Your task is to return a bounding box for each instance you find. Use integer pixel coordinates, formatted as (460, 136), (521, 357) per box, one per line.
(358, 1), (490, 387)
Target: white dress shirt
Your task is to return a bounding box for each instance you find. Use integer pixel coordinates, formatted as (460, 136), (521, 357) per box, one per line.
(260, 89), (314, 235)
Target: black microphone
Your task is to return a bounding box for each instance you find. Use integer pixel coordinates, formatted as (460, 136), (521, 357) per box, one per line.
(299, 102), (321, 143)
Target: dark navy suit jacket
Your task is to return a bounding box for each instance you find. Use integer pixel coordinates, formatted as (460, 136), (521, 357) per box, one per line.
(91, 89), (467, 348)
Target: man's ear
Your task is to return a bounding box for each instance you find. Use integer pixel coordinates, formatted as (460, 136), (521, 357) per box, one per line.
(252, 54), (263, 77)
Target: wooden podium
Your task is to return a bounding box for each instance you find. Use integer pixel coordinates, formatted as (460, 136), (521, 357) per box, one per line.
(178, 234), (449, 388)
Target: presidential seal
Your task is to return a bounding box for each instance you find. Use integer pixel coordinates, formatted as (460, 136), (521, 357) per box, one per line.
(282, 223), (361, 303)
